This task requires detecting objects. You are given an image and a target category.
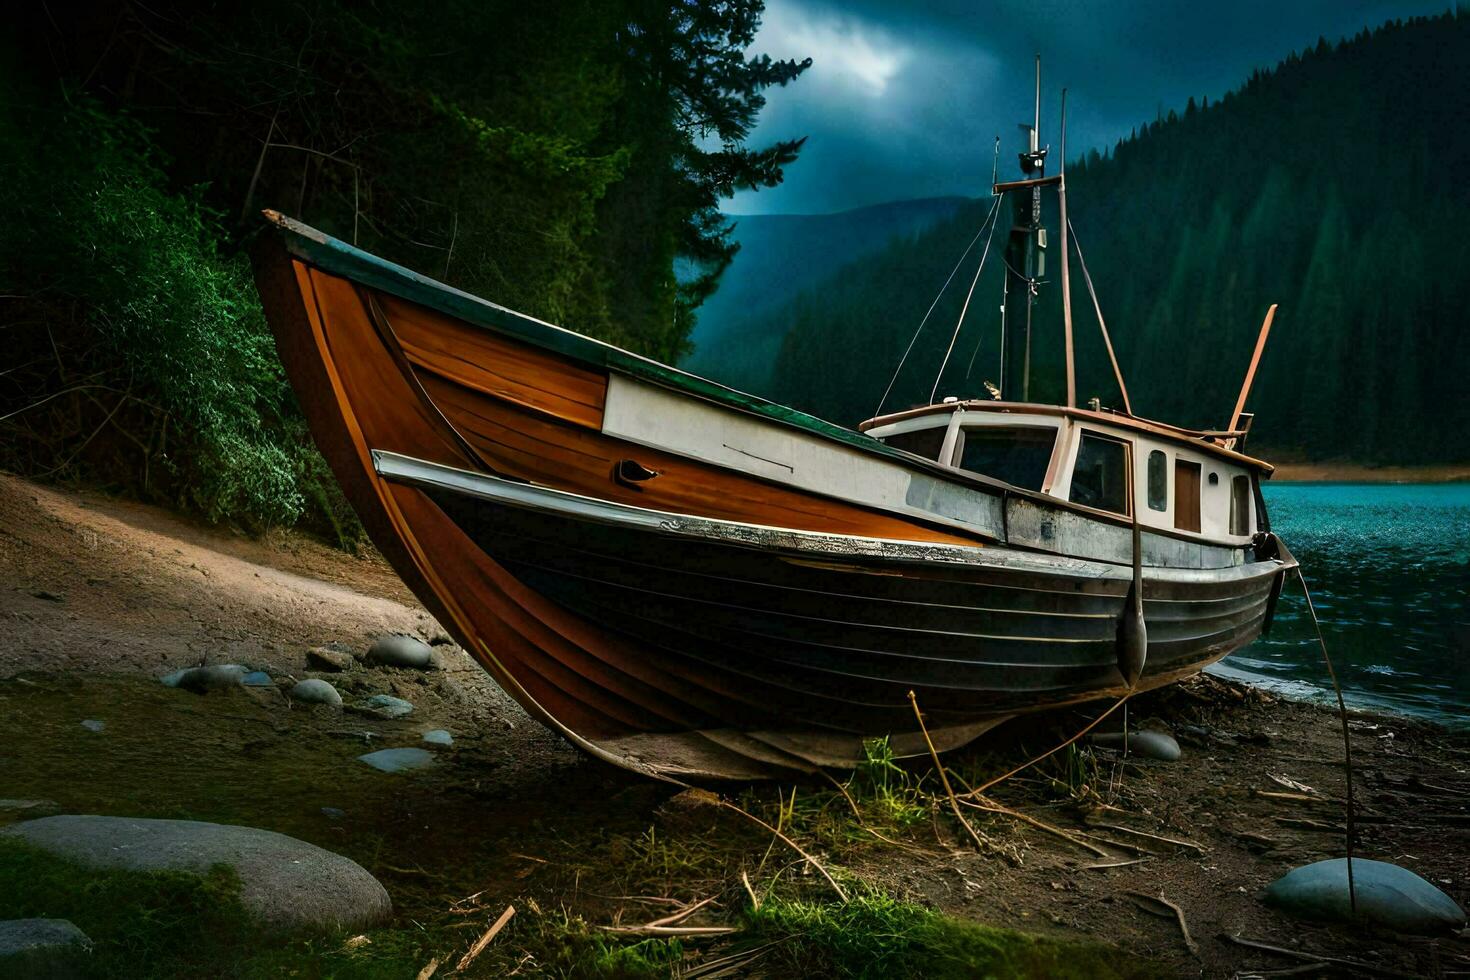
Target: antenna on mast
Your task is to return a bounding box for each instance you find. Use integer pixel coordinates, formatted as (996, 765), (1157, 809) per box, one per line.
(1032, 54), (1041, 155)
(999, 54), (1048, 402)
(1058, 88), (1076, 407)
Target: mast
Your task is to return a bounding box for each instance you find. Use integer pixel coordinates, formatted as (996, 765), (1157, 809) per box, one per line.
(999, 55), (1047, 401)
(1057, 88), (1076, 407)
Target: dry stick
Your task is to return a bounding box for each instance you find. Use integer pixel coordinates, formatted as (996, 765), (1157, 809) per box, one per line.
(603, 924), (739, 937)
(413, 958), (440, 980)
(1082, 857), (1150, 870)
(908, 690), (990, 853)
(818, 769), (910, 849)
(1220, 935), (1417, 979)
(1076, 831), (1153, 855)
(454, 904), (515, 974)
(948, 771), (1112, 858)
(741, 869), (761, 912)
(957, 797), (1109, 857)
(1088, 822), (1205, 853)
(638, 895), (717, 929)
(716, 798), (848, 903)
(1126, 891), (1198, 956)
(1295, 568), (1358, 915)
(960, 694), (1131, 801)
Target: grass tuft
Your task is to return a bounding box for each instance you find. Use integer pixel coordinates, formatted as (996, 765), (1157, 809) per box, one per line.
(743, 892), (1164, 980)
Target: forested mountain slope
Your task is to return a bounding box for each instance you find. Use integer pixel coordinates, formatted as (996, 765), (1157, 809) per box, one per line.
(682, 196), (966, 388)
(753, 12), (1469, 464)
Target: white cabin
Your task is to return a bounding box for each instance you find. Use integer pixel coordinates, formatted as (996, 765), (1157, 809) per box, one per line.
(863, 401), (1266, 547)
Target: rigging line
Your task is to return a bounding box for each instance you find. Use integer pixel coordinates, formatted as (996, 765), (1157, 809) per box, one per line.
(929, 194), (1005, 404)
(874, 193), (1004, 419)
(1068, 217), (1133, 416)
(1296, 567), (1359, 915)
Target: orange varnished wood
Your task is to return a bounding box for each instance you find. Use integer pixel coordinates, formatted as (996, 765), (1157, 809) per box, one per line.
(421, 371), (980, 544)
(381, 292), (607, 429)
(290, 263), (813, 740)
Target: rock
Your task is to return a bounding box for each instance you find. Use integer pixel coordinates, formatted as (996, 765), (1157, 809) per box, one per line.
(365, 634), (434, 670)
(242, 671), (274, 688)
(0, 799), (60, 820)
(290, 679), (342, 707)
(1092, 729), (1182, 761)
(353, 694), (413, 719)
(79, 719), (105, 734)
(30, 589), (65, 602)
(1, 816), (390, 934)
(306, 647), (354, 672)
(421, 729), (453, 749)
(166, 665), (247, 693)
(426, 629), (454, 647)
(0, 918), (91, 977)
(1265, 858), (1467, 935)
(358, 747), (436, 773)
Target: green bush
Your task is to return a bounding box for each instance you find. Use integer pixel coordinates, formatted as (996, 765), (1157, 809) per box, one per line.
(0, 95), (357, 540)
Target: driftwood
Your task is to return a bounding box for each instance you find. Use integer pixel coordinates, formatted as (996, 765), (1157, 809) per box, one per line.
(909, 690), (993, 855)
(454, 904), (515, 974)
(1089, 822), (1205, 853)
(1221, 934), (1417, 978)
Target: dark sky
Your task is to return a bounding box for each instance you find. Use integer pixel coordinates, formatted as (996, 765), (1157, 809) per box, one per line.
(728, 0), (1446, 214)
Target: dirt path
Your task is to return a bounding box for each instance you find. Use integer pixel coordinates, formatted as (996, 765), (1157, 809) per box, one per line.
(0, 472), (572, 764)
(2, 474), (1466, 977)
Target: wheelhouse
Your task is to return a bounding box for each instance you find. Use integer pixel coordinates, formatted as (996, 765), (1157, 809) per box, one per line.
(862, 401), (1271, 547)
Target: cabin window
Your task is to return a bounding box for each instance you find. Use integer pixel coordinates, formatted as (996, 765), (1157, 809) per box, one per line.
(956, 425), (1054, 491)
(1174, 460), (1202, 532)
(882, 425), (947, 461)
(1069, 433), (1130, 515)
(1230, 475), (1251, 535)
(1147, 450), (1167, 511)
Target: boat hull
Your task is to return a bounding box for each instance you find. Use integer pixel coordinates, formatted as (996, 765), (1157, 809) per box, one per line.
(252, 213), (1294, 778)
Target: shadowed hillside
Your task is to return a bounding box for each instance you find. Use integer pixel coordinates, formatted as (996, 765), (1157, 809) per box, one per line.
(733, 12), (1469, 464)
(682, 196), (966, 390)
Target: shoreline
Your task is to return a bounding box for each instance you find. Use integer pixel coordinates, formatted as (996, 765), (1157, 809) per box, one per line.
(1268, 461), (1470, 483)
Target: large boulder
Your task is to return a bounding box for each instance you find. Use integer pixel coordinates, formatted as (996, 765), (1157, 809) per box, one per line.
(1, 816), (390, 935)
(1265, 857), (1466, 934)
(0, 918), (91, 978)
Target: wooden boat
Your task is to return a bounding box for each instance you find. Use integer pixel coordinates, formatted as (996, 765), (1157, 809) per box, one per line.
(250, 80), (1296, 779)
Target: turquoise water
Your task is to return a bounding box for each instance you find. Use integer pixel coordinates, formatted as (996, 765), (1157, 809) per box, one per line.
(1212, 483), (1470, 725)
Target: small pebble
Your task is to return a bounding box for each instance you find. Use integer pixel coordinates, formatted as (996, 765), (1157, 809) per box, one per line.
(357, 748), (435, 773)
(167, 664), (247, 693)
(421, 729), (453, 749)
(306, 647), (354, 672)
(356, 694), (413, 719)
(365, 635), (434, 670)
(290, 679), (342, 707)
(80, 720), (105, 733)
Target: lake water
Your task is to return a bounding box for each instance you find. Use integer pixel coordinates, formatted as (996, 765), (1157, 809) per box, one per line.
(1210, 482), (1470, 726)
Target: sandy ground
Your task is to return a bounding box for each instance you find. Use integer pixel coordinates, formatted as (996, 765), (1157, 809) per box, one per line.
(0, 471), (572, 768)
(2, 473), (1467, 977)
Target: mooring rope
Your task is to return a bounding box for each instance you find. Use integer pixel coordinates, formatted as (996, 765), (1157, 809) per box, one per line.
(928, 197), (1004, 404)
(874, 194), (1004, 418)
(1295, 568), (1359, 913)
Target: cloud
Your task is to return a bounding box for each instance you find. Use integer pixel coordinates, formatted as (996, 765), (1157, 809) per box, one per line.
(757, 3), (910, 97)
(730, 0), (1447, 215)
